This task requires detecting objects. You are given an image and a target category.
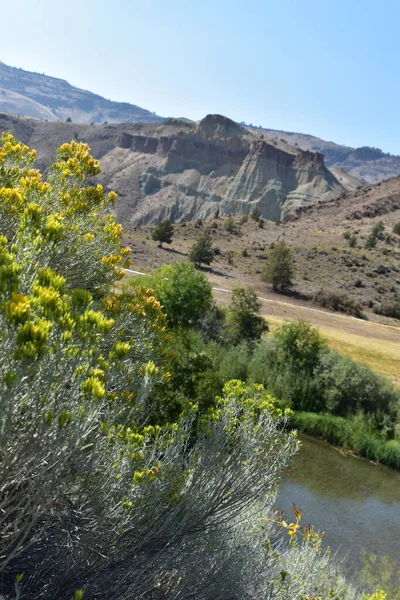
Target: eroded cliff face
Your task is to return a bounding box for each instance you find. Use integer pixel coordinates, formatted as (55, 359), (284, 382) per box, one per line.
(0, 112), (345, 226)
(100, 115), (344, 225)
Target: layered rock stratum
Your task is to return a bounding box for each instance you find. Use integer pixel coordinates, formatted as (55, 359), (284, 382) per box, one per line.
(1, 112), (350, 225)
(249, 126), (400, 184)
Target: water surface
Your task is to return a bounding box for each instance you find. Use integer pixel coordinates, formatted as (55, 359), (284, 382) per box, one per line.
(276, 435), (400, 573)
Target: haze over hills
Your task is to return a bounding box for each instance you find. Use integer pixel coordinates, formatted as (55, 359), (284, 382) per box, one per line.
(0, 112), (350, 225)
(1, 61), (400, 187)
(247, 125), (400, 184)
(0, 61), (164, 124)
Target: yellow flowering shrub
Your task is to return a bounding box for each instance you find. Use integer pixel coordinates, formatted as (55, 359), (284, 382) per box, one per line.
(0, 136), (363, 600)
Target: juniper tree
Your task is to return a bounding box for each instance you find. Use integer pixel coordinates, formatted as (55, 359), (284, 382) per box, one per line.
(261, 241), (294, 292)
(189, 228), (215, 267)
(152, 219), (173, 247)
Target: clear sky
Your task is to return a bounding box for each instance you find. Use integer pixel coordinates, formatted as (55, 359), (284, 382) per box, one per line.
(2, 0), (400, 153)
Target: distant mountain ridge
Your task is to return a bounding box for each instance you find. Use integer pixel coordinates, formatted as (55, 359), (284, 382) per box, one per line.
(246, 125), (400, 184)
(1, 61), (400, 185)
(0, 61), (164, 124)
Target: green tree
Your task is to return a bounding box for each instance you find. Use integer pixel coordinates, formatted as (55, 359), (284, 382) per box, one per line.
(189, 228), (215, 267)
(152, 219), (173, 247)
(261, 241), (294, 291)
(128, 261), (213, 328)
(275, 320), (325, 373)
(225, 287), (268, 345)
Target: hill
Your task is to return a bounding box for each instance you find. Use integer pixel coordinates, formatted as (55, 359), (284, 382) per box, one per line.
(0, 112), (349, 225)
(2, 61), (400, 187)
(122, 177), (400, 380)
(248, 125), (400, 184)
(0, 61), (164, 124)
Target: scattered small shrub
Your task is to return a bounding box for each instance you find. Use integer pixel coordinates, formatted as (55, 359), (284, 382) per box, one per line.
(242, 247), (249, 257)
(393, 222), (400, 235)
(348, 235), (357, 248)
(224, 216), (236, 233)
(372, 220), (385, 236)
(250, 206), (261, 221)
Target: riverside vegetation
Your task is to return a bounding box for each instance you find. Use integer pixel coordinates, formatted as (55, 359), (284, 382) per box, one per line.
(0, 134), (392, 599)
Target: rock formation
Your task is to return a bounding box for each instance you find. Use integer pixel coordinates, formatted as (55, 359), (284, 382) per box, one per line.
(0, 112), (346, 225)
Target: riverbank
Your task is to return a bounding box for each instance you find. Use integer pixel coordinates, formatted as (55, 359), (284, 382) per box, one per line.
(277, 435), (400, 577)
(289, 411), (400, 470)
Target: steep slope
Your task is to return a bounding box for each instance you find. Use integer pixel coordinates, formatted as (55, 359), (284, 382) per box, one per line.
(97, 115), (346, 225)
(288, 174), (400, 225)
(123, 176), (400, 333)
(249, 126), (400, 184)
(0, 61), (164, 124)
(0, 112), (346, 225)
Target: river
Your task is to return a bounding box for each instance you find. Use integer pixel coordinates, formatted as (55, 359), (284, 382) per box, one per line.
(276, 435), (400, 575)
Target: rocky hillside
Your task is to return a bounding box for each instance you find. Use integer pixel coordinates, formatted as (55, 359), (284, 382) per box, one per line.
(124, 176), (400, 331)
(0, 61), (164, 124)
(0, 112), (348, 225)
(250, 126), (400, 184)
(288, 174), (400, 226)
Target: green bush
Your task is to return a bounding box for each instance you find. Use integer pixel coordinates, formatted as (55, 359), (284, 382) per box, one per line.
(314, 351), (399, 427)
(250, 206), (261, 221)
(374, 296), (400, 319)
(127, 262), (212, 328)
(372, 220), (385, 236)
(224, 287), (268, 346)
(348, 234), (357, 248)
(208, 341), (252, 383)
(312, 288), (365, 318)
(224, 216), (236, 233)
(393, 222), (400, 235)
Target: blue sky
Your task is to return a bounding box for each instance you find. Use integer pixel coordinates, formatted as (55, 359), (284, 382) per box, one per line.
(2, 0), (400, 153)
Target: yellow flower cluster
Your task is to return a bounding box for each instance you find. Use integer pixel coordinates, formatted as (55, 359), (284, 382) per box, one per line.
(0, 133), (36, 168)
(273, 505), (325, 549)
(362, 592), (387, 600)
(0, 188), (24, 214)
